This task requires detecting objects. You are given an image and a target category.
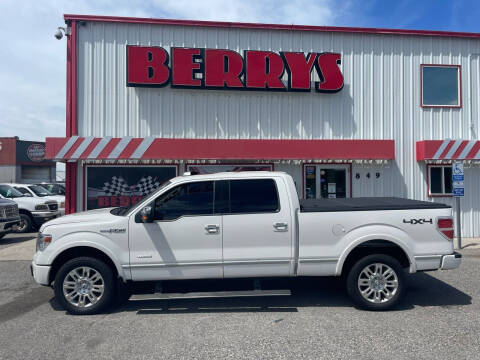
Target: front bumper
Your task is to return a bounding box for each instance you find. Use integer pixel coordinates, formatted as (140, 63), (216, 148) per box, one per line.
(32, 211), (60, 225)
(440, 252), (462, 270)
(30, 261), (51, 285)
(0, 219), (21, 232)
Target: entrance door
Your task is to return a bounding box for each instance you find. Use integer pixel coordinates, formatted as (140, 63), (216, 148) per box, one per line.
(304, 164), (350, 199)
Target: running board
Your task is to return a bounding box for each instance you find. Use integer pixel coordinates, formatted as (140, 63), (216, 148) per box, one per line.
(129, 289), (291, 301)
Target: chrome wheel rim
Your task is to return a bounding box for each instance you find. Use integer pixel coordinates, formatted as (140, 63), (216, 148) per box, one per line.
(63, 266), (104, 308)
(358, 263), (398, 304)
(16, 219), (26, 232)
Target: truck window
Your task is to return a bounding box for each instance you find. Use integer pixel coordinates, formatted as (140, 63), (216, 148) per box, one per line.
(154, 181), (214, 220)
(229, 179), (279, 214)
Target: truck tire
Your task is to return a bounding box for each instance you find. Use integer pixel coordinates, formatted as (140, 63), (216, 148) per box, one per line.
(54, 257), (115, 315)
(346, 254), (405, 311)
(16, 214), (33, 233)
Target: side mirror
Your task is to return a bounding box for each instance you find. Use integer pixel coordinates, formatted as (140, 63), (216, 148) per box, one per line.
(137, 206), (154, 223)
(23, 193), (33, 197)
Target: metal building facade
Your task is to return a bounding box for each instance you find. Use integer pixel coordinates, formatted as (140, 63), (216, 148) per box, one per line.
(48, 15), (480, 237)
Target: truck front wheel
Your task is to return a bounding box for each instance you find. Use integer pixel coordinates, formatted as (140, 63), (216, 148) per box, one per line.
(54, 257), (115, 315)
(346, 254), (405, 311)
(16, 214), (33, 233)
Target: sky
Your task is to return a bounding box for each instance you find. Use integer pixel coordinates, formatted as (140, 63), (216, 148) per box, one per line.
(0, 0), (479, 142)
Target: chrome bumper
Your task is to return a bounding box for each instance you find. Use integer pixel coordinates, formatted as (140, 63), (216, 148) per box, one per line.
(440, 252), (462, 270)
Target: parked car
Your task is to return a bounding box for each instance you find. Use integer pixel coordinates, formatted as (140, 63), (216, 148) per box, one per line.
(31, 171), (460, 315)
(35, 183), (65, 196)
(0, 198), (20, 240)
(11, 184), (65, 216)
(0, 184), (60, 233)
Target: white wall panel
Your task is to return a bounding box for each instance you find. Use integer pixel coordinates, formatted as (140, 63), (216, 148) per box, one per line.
(76, 21), (480, 236)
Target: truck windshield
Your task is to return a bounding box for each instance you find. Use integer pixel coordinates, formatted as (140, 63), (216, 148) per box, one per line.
(111, 180), (172, 216)
(0, 185), (25, 198)
(28, 185), (53, 197)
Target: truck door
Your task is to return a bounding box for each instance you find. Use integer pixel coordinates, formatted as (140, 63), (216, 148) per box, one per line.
(128, 180), (223, 281)
(219, 177), (293, 278)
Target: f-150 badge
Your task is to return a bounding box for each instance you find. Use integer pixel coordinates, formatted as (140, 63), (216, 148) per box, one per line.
(403, 219), (433, 225)
(100, 228), (126, 233)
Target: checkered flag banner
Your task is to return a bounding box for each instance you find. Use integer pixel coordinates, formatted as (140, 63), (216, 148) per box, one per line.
(102, 176), (131, 196)
(134, 176), (161, 196)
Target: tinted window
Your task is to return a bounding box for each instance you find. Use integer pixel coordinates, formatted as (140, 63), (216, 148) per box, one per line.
(154, 181), (214, 220)
(0, 185), (24, 198)
(422, 66), (459, 106)
(430, 167), (443, 194)
(14, 187), (30, 195)
(28, 185), (52, 197)
(229, 179), (279, 214)
(444, 167), (453, 194)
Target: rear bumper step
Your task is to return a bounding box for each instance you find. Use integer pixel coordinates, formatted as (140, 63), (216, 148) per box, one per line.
(130, 289), (291, 301)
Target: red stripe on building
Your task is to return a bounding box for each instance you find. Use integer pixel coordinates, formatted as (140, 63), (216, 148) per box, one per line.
(466, 142), (480, 159)
(45, 137), (70, 159)
(452, 141), (469, 159)
(141, 139), (395, 160)
(118, 138), (143, 159)
(439, 141), (455, 159)
(79, 138), (102, 159)
(97, 138), (121, 158)
(416, 140), (445, 161)
(63, 137), (85, 159)
(46, 137), (395, 160)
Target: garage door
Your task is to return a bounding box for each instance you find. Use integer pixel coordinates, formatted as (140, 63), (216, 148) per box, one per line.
(20, 166), (52, 183)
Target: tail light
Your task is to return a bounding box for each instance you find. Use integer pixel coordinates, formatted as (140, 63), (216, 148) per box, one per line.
(437, 217), (454, 241)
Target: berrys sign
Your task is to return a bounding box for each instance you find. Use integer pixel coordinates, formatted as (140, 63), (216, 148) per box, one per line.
(127, 46), (344, 93)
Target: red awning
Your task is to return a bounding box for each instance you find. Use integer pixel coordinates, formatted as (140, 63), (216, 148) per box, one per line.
(46, 137), (395, 161)
(417, 140), (480, 161)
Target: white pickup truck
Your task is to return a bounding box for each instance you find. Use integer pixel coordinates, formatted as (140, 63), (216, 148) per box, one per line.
(31, 171), (461, 314)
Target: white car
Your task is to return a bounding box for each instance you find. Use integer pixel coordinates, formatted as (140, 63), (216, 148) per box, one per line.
(31, 171), (461, 315)
(10, 183), (65, 216)
(0, 184), (60, 233)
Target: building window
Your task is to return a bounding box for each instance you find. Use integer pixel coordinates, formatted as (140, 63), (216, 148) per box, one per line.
(421, 65), (461, 107)
(429, 165), (452, 196)
(85, 165), (177, 210)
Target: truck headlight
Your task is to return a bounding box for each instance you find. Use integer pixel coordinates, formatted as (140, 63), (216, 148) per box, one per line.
(60, 202), (65, 208)
(36, 233), (52, 252)
(35, 205), (49, 211)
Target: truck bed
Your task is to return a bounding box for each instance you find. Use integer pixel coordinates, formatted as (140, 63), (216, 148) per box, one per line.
(299, 197), (450, 212)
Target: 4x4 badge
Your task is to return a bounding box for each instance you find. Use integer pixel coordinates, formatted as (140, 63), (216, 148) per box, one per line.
(403, 218), (433, 225)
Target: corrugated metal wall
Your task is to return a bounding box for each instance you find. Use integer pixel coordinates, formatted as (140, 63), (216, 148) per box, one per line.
(76, 22), (480, 236)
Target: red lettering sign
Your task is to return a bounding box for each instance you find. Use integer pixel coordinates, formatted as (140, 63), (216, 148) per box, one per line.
(245, 51), (285, 90)
(315, 53), (344, 93)
(126, 46), (343, 93)
(205, 49), (244, 88)
(281, 52), (317, 91)
(127, 46), (170, 86)
(171, 48), (203, 87)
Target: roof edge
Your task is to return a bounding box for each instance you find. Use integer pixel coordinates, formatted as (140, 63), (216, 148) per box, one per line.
(64, 14), (480, 39)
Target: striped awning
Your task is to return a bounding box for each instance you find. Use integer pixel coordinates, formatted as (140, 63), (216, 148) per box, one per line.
(416, 140), (480, 161)
(46, 137), (395, 161)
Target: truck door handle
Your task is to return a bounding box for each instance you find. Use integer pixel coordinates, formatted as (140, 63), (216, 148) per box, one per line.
(205, 224), (220, 234)
(273, 222), (288, 232)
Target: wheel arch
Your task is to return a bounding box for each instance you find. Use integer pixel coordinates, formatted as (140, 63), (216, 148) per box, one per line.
(48, 245), (124, 285)
(337, 237), (415, 276)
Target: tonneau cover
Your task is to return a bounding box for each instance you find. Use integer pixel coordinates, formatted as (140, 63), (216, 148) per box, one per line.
(300, 197), (450, 212)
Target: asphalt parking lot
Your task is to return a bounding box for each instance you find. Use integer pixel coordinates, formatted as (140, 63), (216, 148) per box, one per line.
(0, 233), (479, 360)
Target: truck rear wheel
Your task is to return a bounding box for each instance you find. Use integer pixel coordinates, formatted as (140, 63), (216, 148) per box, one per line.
(346, 254), (405, 310)
(54, 257), (115, 315)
